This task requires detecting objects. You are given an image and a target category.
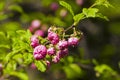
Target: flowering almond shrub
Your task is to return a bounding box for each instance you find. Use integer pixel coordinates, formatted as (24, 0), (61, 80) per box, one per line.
(0, 0), (117, 80)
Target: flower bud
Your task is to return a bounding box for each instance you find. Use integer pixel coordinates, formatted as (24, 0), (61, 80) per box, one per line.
(50, 2), (59, 11)
(34, 30), (44, 37)
(30, 35), (39, 48)
(30, 42), (39, 48)
(30, 35), (39, 42)
(68, 37), (79, 46)
(31, 20), (41, 29)
(58, 40), (68, 50)
(47, 47), (56, 56)
(29, 26), (34, 33)
(48, 32), (59, 45)
(58, 48), (68, 58)
(76, 0), (83, 6)
(48, 27), (52, 33)
(46, 60), (50, 69)
(30, 63), (36, 69)
(52, 55), (60, 63)
(33, 45), (47, 60)
(60, 9), (67, 17)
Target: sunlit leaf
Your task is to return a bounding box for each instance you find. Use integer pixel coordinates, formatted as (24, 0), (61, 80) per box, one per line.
(34, 60), (46, 72)
(95, 0), (113, 8)
(8, 4), (23, 13)
(59, 1), (74, 16)
(9, 71), (29, 80)
(73, 13), (84, 25)
(63, 64), (83, 79)
(83, 8), (99, 18)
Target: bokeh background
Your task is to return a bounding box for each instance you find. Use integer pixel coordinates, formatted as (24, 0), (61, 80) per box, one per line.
(0, 0), (120, 80)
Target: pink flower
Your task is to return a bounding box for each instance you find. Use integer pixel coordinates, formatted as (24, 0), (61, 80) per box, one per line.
(30, 42), (39, 48)
(29, 26), (34, 33)
(60, 9), (67, 17)
(31, 20), (41, 29)
(58, 48), (68, 58)
(30, 63), (36, 69)
(46, 61), (50, 69)
(34, 30), (44, 37)
(52, 55), (60, 63)
(76, 0), (83, 6)
(30, 35), (38, 42)
(68, 37), (79, 46)
(30, 35), (39, 48)
(47, 47), (56, 56)
(48, 32), (59, 45)
(50, 2), (59, 11)
(48, 27), (52, 33)
(58, 40), (68, 50)
(33, 45), (47, 60)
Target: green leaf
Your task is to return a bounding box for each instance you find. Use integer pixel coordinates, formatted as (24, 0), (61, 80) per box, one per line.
(0, 45), (10, 49)
(0, 31), (6, 39)
(0, 31), (9, 44)
(95, 0), (113, 8)
(59, 1), (74, 16)
(16, 30), (26, 34)
(63, 64), (83, 79)
(20, 14), (30, 22)
(83, 8), (99, 18)
(9, 71), (29, 80)
(34, 60), (46, 72)
(23, 53), (33, 65)
(5, 61), (17, 72)
(8, 4), (23, 13)
(67, 56), (74, 63)
(73, 13), (84, 25)
(96, 13), (109, 21)
(94, 64), (117, 75)
(3, 22), (21, 31)
(4, 48), (24, 63)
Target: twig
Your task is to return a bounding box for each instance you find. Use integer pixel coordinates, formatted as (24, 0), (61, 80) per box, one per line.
(64, 24), (75, 32)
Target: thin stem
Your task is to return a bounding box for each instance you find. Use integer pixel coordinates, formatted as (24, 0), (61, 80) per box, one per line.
(89, 3), (96, 8)
(44, 41), (50, 45)
(64, 24), (75, 32)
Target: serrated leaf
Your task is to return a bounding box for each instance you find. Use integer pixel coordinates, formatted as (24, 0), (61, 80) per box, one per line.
(59, 1), (74, 16)
(34, 60), (46, 72)
(8, 4), (23, 13)
(83, 8), (99, 18)
(73, 13), (84, 25)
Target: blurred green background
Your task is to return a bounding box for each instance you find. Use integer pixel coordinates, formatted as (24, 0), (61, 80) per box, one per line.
(0, 0), (120, 80)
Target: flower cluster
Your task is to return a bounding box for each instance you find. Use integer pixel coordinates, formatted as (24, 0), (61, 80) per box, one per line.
(30, 25), (81, 68)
